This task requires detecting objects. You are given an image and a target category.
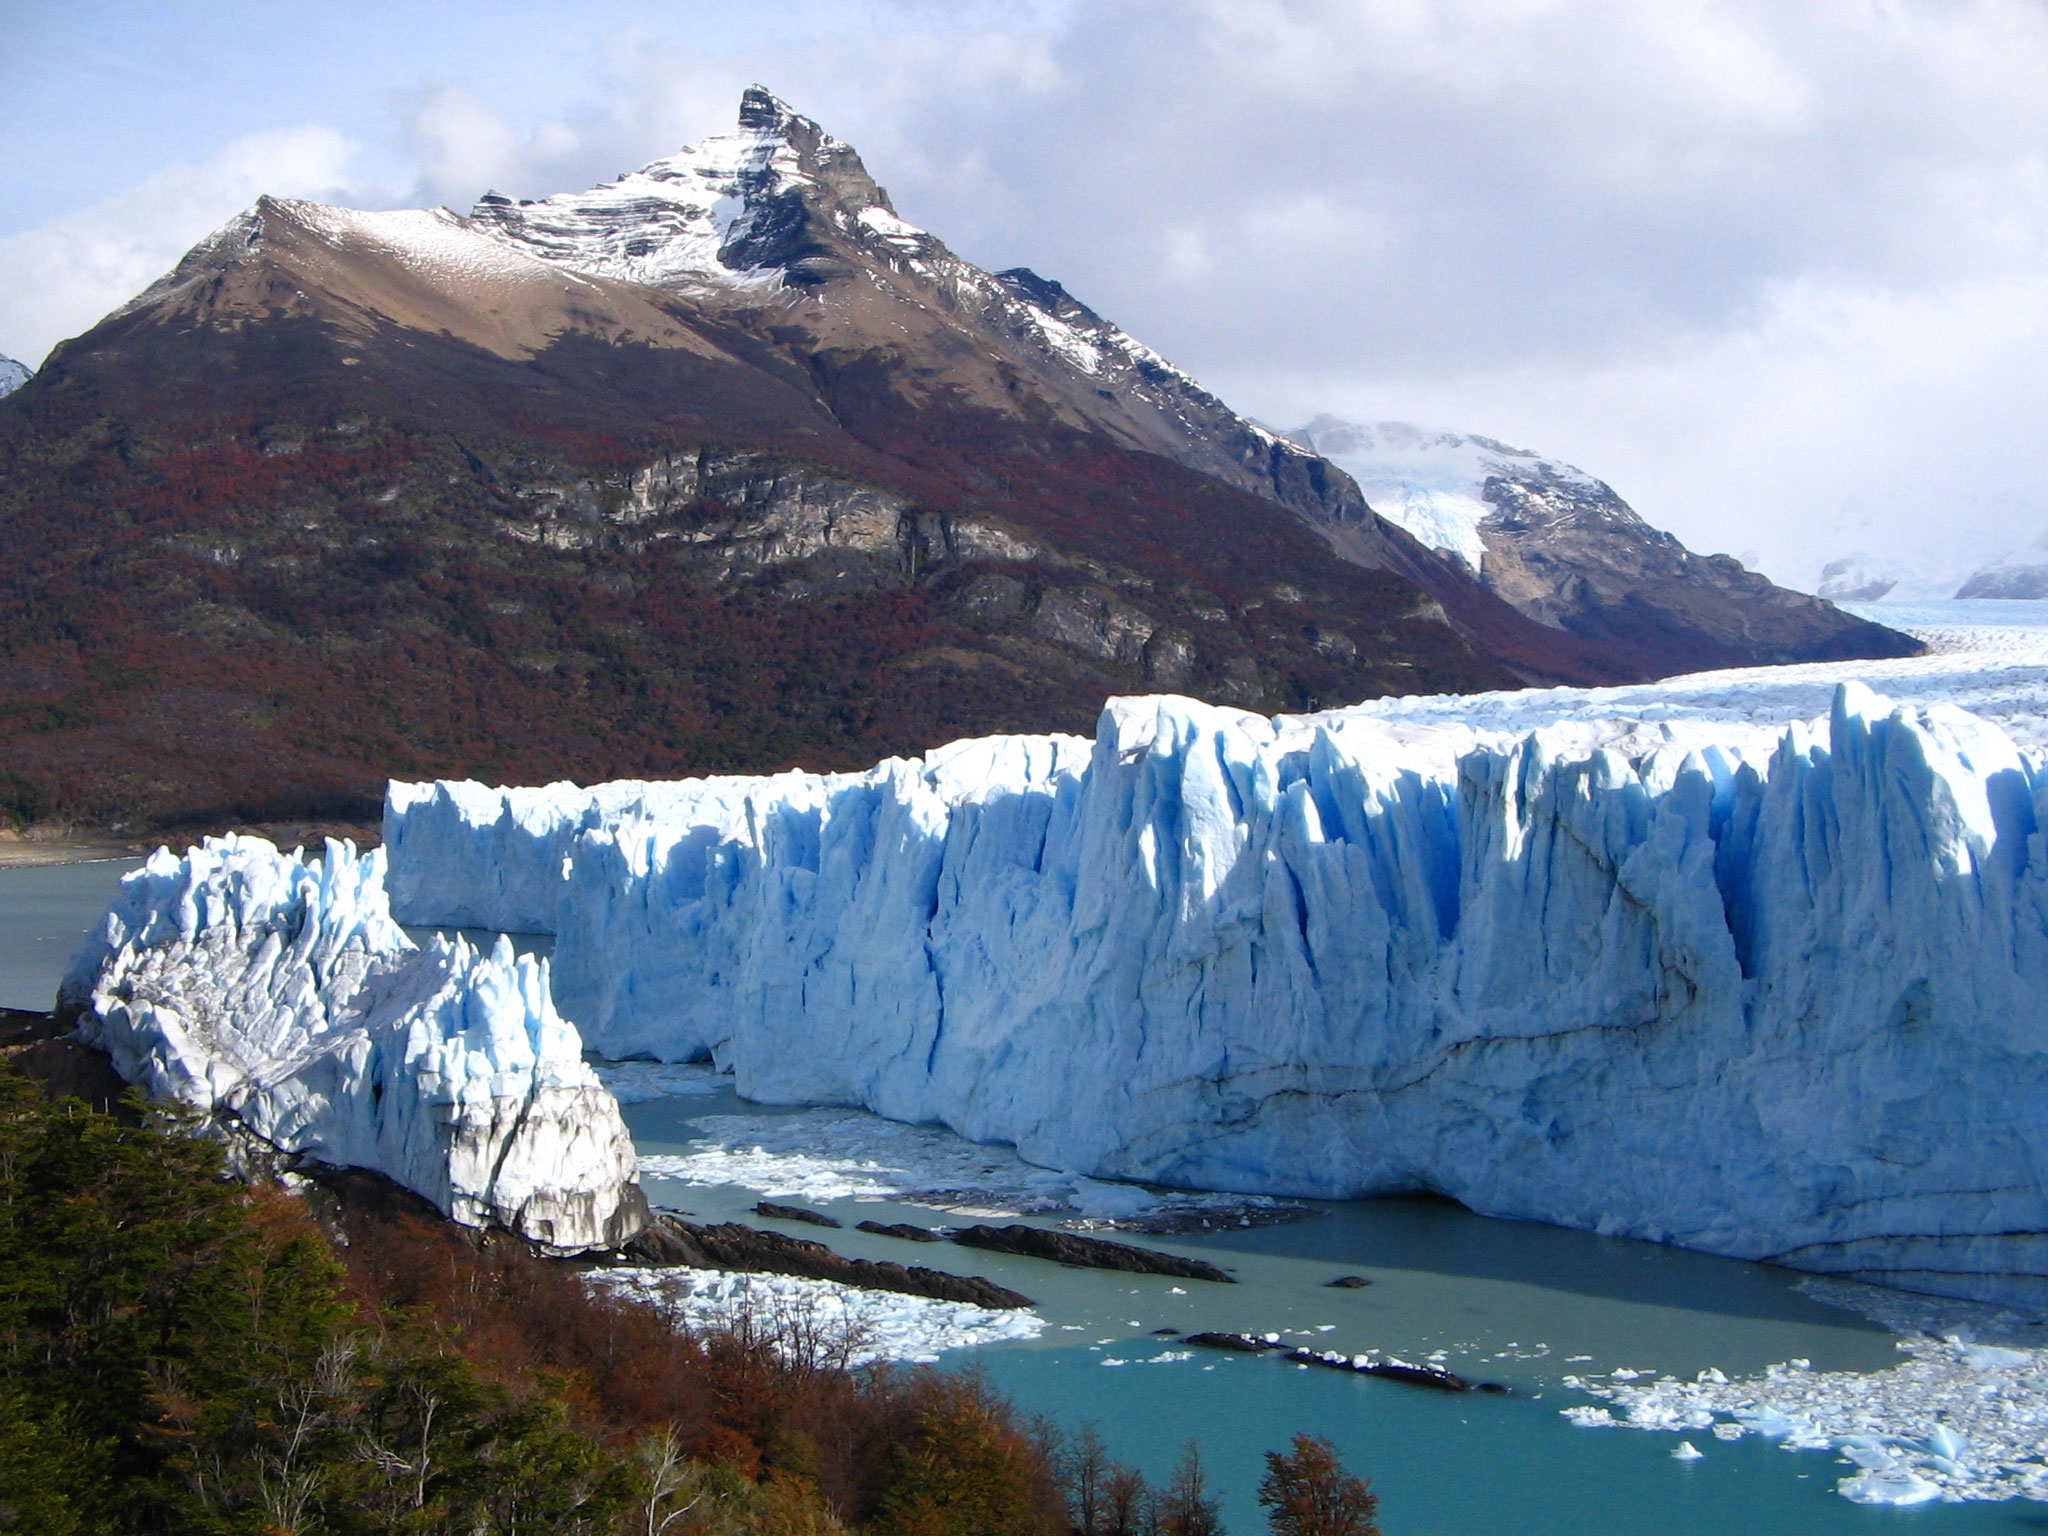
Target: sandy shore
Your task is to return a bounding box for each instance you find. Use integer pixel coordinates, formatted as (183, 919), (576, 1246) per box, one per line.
(0, 838), (148, 868)
(0, 821), (380, 869)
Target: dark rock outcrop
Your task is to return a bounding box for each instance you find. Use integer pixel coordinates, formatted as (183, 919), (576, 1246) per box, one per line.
(755, 1201), (841, 1228)
(1186, 1331), (1280, 1353)
(1325, 1274), (1372, 1288)
(951, 1223), (1234, 1282)
(621, 1214), (1033, 1309)
(856, 1219), (943, 1243)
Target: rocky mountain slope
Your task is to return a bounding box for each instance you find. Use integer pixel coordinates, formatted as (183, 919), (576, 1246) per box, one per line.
(0, 91), (1912, 832)
(1289, 417), (1917, 673)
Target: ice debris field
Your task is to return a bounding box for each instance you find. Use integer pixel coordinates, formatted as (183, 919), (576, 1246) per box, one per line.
(590, 1266), (1044, 1366)
(1564, 1276), (2048, 1506)
(620, 1066), (1297, 1227)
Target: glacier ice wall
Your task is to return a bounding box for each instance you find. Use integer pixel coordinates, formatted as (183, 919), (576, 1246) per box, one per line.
(385, 685), (2048, 1306)
(62, 835), (643, 1252)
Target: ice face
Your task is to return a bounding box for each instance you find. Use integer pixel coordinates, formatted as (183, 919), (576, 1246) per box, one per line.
(61, 834), (642, 1252)
(378, 662), (2048, 1307)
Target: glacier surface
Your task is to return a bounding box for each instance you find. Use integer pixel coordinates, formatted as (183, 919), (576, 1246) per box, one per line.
(384, 610), (2048, 1308)
(61, 835), (643, 1252)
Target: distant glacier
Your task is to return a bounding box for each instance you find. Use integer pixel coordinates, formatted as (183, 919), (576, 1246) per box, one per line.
(383, 616), (2048, 1308)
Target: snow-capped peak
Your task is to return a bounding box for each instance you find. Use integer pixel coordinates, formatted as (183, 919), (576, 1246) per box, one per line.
(0, 354), (30, 398)
(470, 85), (913, 291)
(1286, 415), (1622, 569)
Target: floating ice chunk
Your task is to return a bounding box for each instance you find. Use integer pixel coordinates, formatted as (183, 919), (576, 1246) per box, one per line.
(592, 1058), (727, 1103)
(1671, 1441), (1704, 1461)
(1839, 1467), (1944, 1506)
(1960, 1345), (2029, 1371)
(1924, 1425), (1969, 1464)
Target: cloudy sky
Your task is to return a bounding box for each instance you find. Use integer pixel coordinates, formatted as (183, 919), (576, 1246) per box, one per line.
(5, 0), (2045, 593)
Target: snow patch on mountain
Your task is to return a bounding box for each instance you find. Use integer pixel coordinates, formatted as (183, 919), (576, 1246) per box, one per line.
(0, 355), (29, 397)
(1284, 417), (1618, 570)
(61, 835), (642, 1252)
(383, 605), (2048, 1307)
(470, 86), (882, 291)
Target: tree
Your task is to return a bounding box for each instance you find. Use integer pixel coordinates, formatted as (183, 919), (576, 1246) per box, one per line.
(1156, 1440), (1224, 1536)
(1256, 1434), (1379, 1536)
(870, 1376), (1056, 1536)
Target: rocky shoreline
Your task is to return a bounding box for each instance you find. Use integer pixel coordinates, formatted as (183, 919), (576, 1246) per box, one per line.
(949, 1223), (1236, 1282)
(622, 1214), (1034, 1309)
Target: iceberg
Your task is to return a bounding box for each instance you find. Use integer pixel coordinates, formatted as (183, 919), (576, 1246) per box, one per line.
(382, 673), (2048, 1308)
(61, 835), (643, 1252)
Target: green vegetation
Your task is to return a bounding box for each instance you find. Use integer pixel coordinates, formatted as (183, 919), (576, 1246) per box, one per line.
(0, 1067), (1379, 1534)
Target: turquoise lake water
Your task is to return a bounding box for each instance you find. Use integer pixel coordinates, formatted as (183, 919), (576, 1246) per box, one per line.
(9, 857), (2046, 1531)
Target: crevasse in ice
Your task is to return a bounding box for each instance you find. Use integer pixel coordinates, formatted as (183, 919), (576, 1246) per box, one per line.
(385, 681), (2048, 1306)
(60, 834), (642, 1252)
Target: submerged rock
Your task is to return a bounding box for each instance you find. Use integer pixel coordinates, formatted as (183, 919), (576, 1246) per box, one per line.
(755, 1200), (841, 1228)
(1186, 1331), (1282, 1353)
(949, 1223), (1235, 1282)
(857, 1219), (944, 1242)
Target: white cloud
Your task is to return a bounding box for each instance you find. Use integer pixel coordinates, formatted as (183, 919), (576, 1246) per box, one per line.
(0, 126), (363, 366)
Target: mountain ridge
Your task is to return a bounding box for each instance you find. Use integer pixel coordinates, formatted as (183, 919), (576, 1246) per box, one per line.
(0, 89), (1915, 832)
(1290, 415), (1918, 671)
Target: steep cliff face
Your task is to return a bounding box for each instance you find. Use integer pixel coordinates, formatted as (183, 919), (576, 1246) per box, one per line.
(1290, 417), (1920, 673)
(61, 836), (643, 1252)
(385, 677), (2048, 1308)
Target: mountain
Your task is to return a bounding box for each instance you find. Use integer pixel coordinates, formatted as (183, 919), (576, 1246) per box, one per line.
(1818, 529), (2048, 603)
(0, 90), (1914, 832)
(1288, 417), (1916, 672)
(0, 356), (28, 398)
(1956, 561), (2048, 599)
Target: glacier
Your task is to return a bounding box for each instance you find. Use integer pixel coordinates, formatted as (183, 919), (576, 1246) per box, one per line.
(384, 648), (2048, 1308)
(60, 835), (643, 1253)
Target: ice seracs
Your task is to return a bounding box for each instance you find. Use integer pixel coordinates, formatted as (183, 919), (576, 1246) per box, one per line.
(61, 835), (644, 1253)
(383, 610), (2048, 1309)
